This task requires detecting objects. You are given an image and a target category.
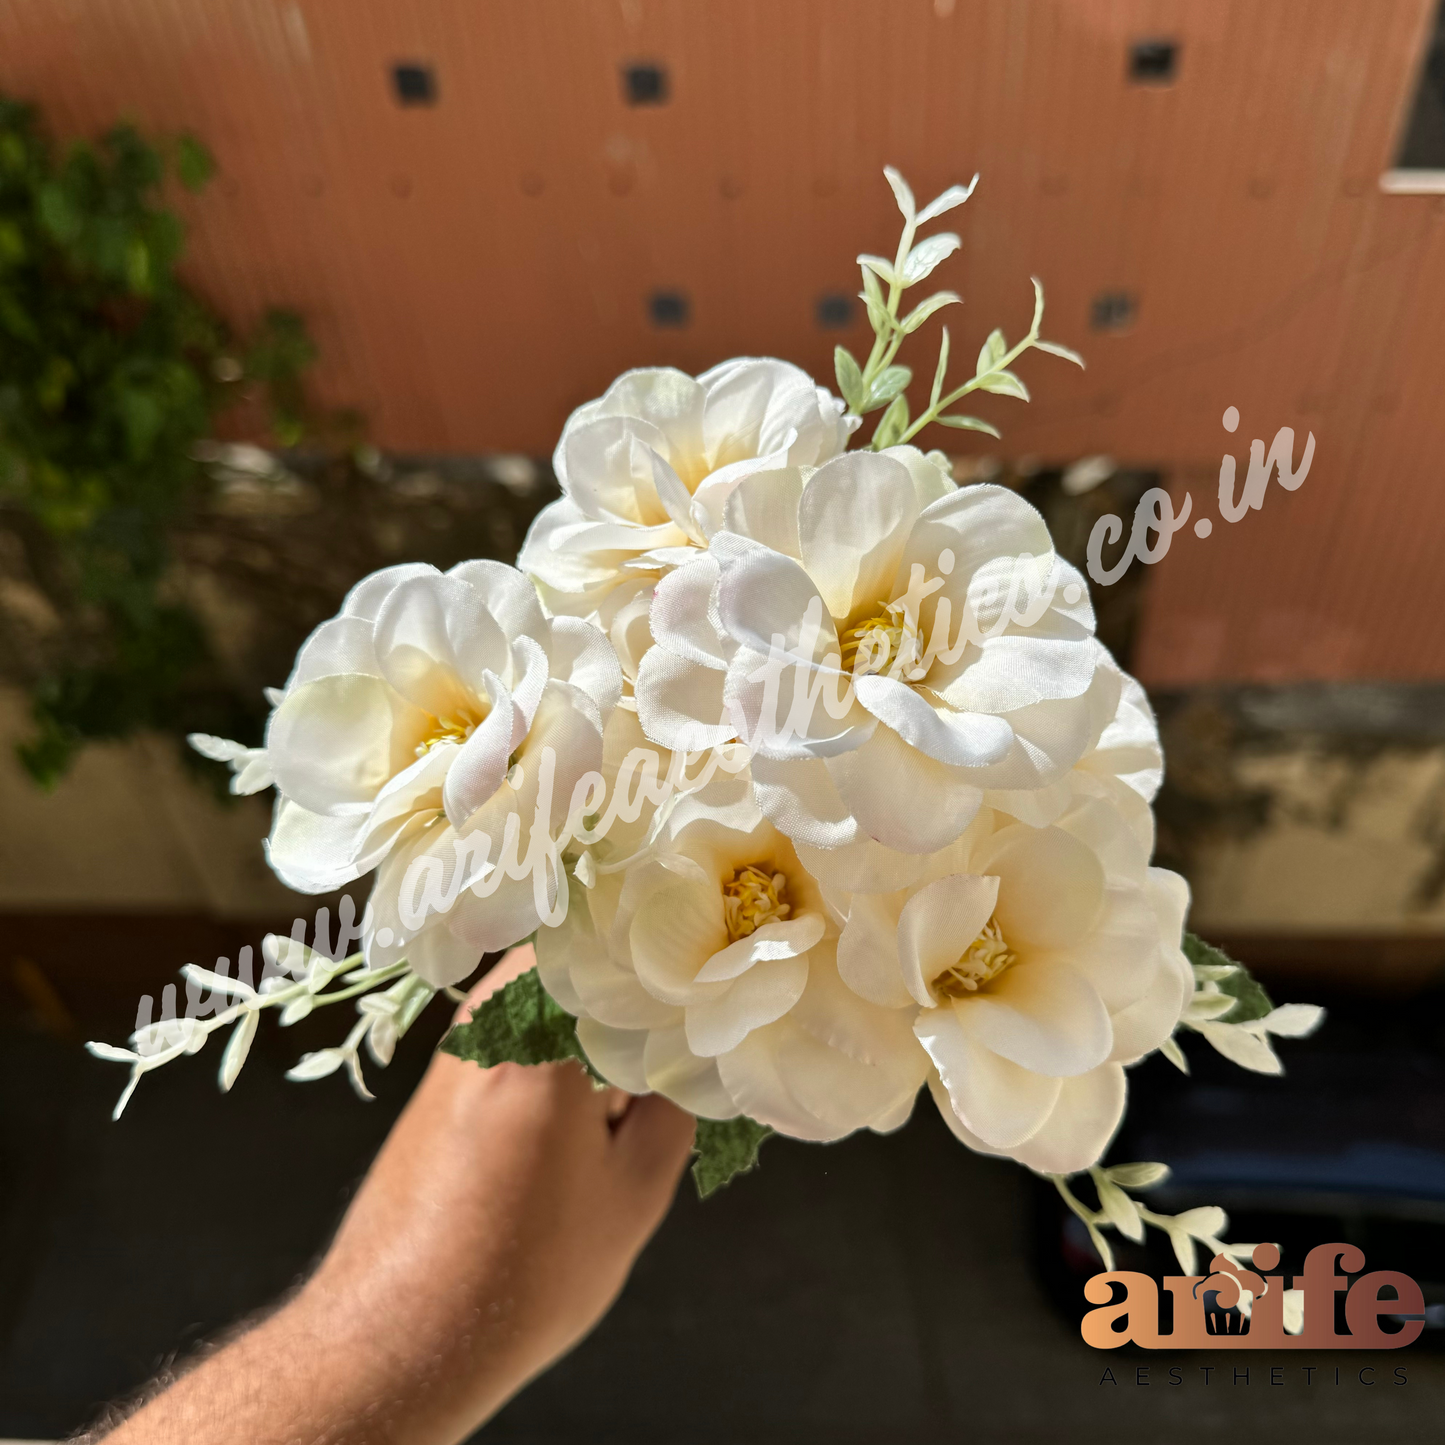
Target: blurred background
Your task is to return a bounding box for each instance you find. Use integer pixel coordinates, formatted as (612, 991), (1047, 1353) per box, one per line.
(3, 2), (1445, 1441)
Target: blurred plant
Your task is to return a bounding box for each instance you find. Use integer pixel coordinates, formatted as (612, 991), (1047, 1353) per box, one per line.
(0, 94), (316, 785)
(832, 167), (1083, 450)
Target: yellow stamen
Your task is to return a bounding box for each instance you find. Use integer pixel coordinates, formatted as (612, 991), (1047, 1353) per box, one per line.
(722, 863), (792, 941)
(934, 917), (1017, 999)
(839, 599), (922, 678)
(414, 709), (485, 758)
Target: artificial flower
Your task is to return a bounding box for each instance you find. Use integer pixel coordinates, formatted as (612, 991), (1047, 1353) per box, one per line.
(518, 358), (854, 617)
(636, 446), (1112, 855)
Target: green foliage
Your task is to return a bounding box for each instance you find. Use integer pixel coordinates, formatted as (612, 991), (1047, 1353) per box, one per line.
(692, 1116), (772, 1198)
(1182, 931), (1275, 1023)
(441, 965), (774, 1198)
(0, 94), (315, 783)
(440, 965), (601, 1078)
(844, 168), (1082, 450)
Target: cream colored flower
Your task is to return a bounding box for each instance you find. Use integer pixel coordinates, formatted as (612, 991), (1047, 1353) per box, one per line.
(832, 791), (1192, 1175)
(192, 561), (621, 985)
(637, 447), (1113, 856)
(518, 358), (854, 617)
(792, 654), (1161, 895)
(537, 727), (925, 1136)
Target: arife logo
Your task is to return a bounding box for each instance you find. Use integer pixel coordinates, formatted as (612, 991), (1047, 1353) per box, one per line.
(1082, 1244), (1425, 1349)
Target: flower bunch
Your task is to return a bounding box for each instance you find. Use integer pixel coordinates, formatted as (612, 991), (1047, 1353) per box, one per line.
(91, 170), (1321, 1215)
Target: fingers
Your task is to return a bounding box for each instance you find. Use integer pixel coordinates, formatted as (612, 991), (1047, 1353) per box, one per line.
(610, 1092), (696, 1200)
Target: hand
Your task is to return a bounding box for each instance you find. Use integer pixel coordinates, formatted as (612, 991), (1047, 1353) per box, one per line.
(102, 945), (696, 1444)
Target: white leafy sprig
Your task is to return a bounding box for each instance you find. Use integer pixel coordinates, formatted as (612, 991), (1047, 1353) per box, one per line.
(835, 166), (1083, 451)
(1161, 949), (1325, 1076)
(1052, 1163), (1255, 1275)
(1053, 1164), (1305, 1334)
(84, 936), (437, 1118)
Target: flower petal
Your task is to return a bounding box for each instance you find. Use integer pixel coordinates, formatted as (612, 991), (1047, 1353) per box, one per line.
(836, 890), (913, 1008)
(630, 881), (730, 1005)
(548, 615), (624, 718)
(446, 558), (549, 644)
(265, 798), (370, 892)
(828, 724), (984, 854)
(267, 674), (416, 814)
(722, 466), (806, 557)
(685, 954), (809, 1056)
(636, 646), (735, 752)
(798, 451), (919, 621)
(693, 913), (825, 982)
(982, 824), (1106, 950)
(373, 573), (509, 715)
(749, 752), (861, 851)
(952, 959), (1112, 1077)
(441, 680), (515, 828)
(1008, 1063), (1127, 1174)
(915, 1007), (1062, 1148)
(643, 1023), (739, 1118)
(577, 1018), (651, 1092)
(854, 673), (1015, 769)
(896, 873), (1001, 1006)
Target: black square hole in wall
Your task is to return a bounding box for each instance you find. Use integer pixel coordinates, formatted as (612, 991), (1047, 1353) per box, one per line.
(392, 63), (437, 106)
(1091, 291), (1137, 332)
(649, 290), (689, 328)
(623, 62), (669, 105)
(816, 293), (854, 330)
(1128, 39), (1177, 84)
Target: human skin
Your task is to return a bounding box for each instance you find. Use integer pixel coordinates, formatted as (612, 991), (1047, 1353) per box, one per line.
(96, 945), (696, 1444)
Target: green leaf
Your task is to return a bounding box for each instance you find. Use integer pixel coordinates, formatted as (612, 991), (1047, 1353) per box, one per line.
(864, 364), (911, 411)
(871, 392), (909, 448)
(858, 266), (890, 338)
(901, 289), (961, 335)
(1035, 338), (1085, 368)
(175, 133), (214, 192)
(976, 327), (1007, 376)
(882, 165), (915, 222)
(692, 1116), (772, 1197)
(900, 232), (960, 286)
(975, 369), (1029, 402)
(857, 253), (899, 288)
(439, 965), (600, 1078)
(1105, 1161), (1171, 1190)
(36, 181), (82, 244)
(930, 325), (951, 408)
(937, 414), (1001, 438)
(833, 346), (864, 411)
(1029, 275), (1046, 333)
(1182, 932), (1274, 1023)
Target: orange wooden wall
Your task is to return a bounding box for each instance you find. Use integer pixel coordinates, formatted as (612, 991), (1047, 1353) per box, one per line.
(2, 0), (1443, 685)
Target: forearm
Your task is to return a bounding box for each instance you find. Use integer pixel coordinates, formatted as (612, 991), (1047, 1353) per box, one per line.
(96, 1286), (488, 1445)
(88, 951), (692, 1445)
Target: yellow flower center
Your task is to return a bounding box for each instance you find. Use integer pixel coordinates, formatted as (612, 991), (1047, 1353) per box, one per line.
(839, 600), (923, 678)
(933, 917), (1017, 999)
(722, 863), (792, 941)
(414, 707), (486, 758)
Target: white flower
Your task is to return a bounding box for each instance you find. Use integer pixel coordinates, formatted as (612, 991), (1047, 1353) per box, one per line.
(518, 358), (854, 616)
(636, 448), (1114, 856)
(787, 653), (1162, 896)
(537, 733), (926, 1137)
(831, 791), (1192, 1175)
(195, 561), (621, 985)
(258, 559), (618, 892)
